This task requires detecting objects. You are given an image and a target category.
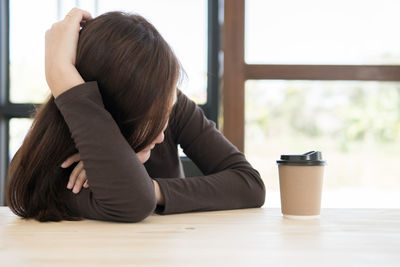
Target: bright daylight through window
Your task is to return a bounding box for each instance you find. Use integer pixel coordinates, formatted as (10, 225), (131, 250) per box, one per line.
(245, 0), (400, 208)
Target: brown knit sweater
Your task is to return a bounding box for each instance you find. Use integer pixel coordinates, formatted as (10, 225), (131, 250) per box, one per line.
(55, 81), (265, 222)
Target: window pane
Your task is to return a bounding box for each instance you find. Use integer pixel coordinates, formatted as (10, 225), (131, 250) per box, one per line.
(9, 0), (207, 104)
(97, 0), (208, 104)
(9, 0), (57, 103)
(245, 0), (400, 65)
(9, 118), (33, 162)
(245, 80), (400, 208)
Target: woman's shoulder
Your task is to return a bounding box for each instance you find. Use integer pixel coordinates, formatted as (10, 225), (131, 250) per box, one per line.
(171, 90), (201, 120)
(169, 90), (200, 129)
(167, 89), (218, 146)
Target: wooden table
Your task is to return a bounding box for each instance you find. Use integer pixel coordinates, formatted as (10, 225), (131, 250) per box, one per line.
(0, 207), (399, 266)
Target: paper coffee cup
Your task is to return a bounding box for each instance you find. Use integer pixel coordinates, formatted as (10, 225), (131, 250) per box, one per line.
(277, 151), (326, 219)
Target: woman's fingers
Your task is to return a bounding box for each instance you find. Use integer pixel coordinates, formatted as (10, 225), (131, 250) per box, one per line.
(64, 7), (92, 22)
(66, 160), (84, 189)
(72, 170), (87, 194)
(61, 152), (80, 168)
(64, 8), (92, 31)
(65, 159), (89, 194)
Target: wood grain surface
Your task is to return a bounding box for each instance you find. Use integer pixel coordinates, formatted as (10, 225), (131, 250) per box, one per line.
(0, 207), (399, 266)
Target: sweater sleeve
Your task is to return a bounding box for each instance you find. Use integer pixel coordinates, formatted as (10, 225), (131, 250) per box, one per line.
(153, 92), (266, 215)
(54, 81), (156, 222)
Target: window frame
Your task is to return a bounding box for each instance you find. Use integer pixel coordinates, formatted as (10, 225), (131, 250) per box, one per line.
(222, 0), (400, 152)
(0, 0), (221, 205)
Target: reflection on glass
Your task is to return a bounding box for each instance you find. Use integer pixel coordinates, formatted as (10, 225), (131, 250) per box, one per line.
(245, 0), (400, 64)
(9, 0), (207, 104)
(9, 118), (33, 162)
(245, 80), (400, 208)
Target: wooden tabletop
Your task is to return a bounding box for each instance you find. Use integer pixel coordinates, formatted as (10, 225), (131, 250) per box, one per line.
(0, 207), (399, 267)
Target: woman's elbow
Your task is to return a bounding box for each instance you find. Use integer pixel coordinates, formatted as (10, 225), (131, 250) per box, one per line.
(246, 169), (266, 208)
(95, 193), (157, 223)
(256, 175), (266, 207)
(253, 185), (266, 208)
(121, 194), (157, 223)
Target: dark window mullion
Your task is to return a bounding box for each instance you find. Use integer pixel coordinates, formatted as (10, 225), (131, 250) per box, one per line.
(205, 0), (220, 127)
(0, 103), (37, 118)
(0, 0), (9, 206)
(180, 0), (220, 176)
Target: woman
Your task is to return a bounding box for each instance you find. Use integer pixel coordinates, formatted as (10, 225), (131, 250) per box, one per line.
(6, 8), (265, 222)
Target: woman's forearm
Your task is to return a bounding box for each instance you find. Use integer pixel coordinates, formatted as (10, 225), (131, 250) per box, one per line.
(55, 82), (157, 222)
(47, 66), (85, 99)
(44, 8), (92, 99)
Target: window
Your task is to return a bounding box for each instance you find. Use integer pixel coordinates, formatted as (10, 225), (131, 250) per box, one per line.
(245, 80), (400, 208)
(245, 0), (400, 65)
(0, 0), (220, 205)
(223, 0), (400, 208)
(9, 0), (208, 104)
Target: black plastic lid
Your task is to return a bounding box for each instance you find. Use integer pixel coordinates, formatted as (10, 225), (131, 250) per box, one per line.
(276, 151), (326, 166)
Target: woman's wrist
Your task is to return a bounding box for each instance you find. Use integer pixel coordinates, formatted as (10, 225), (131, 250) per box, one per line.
(152, 179), (165, 205)
(47, 65), (85, 99)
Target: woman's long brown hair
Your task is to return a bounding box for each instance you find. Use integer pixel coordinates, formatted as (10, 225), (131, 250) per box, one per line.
(6, 11), (181, 221)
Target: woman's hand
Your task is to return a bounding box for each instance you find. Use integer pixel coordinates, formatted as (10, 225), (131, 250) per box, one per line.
(45, 8), (92, 98)
(61, 152), (165, 203)
(61, 153), (89, 194)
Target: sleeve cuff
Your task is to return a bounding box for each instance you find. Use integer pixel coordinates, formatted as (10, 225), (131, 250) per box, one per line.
(153, 178), (174, 215)
(54, 81), (100, 108)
